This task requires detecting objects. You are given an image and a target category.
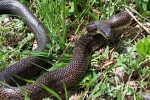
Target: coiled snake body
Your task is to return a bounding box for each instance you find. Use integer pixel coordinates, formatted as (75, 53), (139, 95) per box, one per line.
(0, 0), (131, 99)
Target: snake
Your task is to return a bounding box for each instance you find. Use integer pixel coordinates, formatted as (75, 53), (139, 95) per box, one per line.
(0, 0), (131, 99)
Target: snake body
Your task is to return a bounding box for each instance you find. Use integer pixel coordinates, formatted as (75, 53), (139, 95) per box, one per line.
(0, 0), (131, 99)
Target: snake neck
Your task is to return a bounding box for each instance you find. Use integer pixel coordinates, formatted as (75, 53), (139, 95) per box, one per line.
(106, 12), (131, 30)
(73, 34), (94, 59)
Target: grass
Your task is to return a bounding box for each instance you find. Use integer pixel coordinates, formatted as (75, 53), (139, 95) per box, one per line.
(0, 0), (150, 100)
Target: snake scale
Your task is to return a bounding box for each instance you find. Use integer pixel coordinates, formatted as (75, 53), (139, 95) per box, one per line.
(0, 0), (131, 99)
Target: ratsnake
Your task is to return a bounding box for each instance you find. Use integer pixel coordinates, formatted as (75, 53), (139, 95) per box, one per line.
(0, 0), (131, 99)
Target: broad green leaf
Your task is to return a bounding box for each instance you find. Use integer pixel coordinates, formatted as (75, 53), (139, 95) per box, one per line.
(134, 0), (144, 12)
(147, 0), (150, 11)
(143, 38), (149, 46)
(69, 2), (75, 13)
(146, 43), (150, 55)
(136, 40), (146, 58)
(147, 35), (150, 42)
(126, 87), (135, 95)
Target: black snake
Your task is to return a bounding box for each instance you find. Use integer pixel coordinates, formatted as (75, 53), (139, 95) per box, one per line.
(0, 0), (131, 99)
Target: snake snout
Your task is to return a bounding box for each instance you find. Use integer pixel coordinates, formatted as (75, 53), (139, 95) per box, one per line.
(101, 28), (113, 39)
(96, 21), (113, 39)
(97, 27), (113, 39)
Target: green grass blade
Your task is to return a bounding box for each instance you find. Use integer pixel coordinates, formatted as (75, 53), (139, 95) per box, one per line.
(40, 84), (62, 100)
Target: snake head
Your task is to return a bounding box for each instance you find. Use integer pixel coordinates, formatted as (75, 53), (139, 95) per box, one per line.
(96, 21), (113, 39)
(86, 21), (113, 39)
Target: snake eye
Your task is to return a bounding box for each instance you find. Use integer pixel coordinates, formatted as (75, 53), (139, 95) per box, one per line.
(87, 26), (97, 32)
(86, 22), (97, 32)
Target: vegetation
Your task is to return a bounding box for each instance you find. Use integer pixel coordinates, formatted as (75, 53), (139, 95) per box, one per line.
(0, 0), (150, 100)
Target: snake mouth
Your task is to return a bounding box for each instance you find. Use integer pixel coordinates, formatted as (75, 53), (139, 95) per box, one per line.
(87, 29), (113, 39)
(86, 20), (113, 39)
(96, 28), (113, 39)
